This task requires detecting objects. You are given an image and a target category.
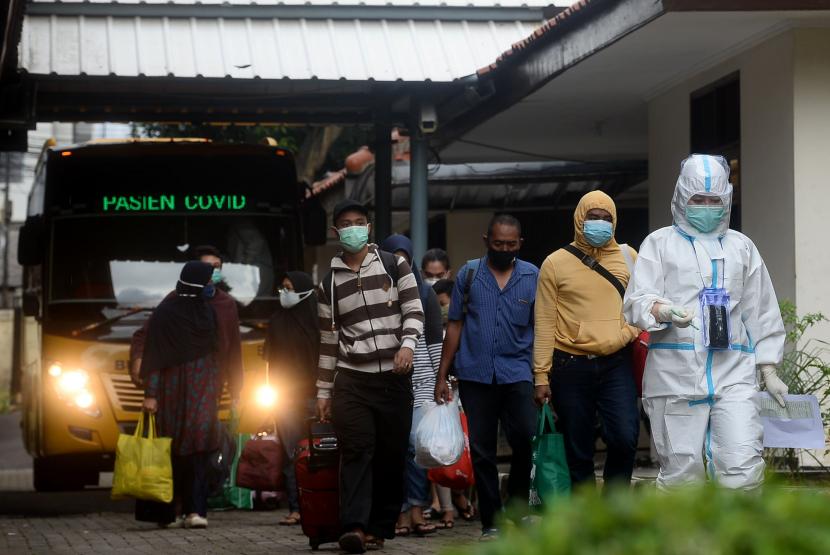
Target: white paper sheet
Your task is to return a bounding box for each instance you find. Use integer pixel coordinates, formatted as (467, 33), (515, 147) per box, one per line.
(754, 393), (826, 449)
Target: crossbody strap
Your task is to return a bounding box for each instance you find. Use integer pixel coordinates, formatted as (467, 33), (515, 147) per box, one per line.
(563, 244), (625, 299)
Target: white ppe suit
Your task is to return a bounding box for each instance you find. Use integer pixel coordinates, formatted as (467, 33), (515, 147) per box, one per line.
(623, 154), (785, 490)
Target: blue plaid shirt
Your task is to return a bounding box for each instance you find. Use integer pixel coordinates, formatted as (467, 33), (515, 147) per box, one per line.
(448, 257), (539, 384)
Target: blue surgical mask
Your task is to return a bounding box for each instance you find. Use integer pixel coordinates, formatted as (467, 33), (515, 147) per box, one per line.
(583, 220), (614, 247)
(686, 205), (725, 233)
(211, 268), (222, 284)
(338, 225), (370, 253)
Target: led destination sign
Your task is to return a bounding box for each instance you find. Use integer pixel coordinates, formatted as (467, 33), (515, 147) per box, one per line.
(102, 194), (247, 212)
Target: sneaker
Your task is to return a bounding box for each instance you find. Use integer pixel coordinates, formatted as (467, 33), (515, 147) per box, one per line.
(479, 528), (500, 542)
(338, 530), (366, 554)
(158, 517), (185, 529)
(185, 515), (208, 529)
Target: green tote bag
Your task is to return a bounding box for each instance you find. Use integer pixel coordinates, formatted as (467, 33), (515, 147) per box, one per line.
(529, 402), (571, 507)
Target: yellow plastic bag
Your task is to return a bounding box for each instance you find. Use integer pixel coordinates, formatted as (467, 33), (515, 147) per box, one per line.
(111, 413), (173, 503)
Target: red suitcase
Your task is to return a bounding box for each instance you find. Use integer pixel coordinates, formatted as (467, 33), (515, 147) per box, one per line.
(295, 421), (340, 550)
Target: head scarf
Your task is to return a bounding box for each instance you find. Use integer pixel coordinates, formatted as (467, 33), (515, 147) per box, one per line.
(573, 190), (620, 258)
(671, 154), (733, 240)
(140, 261), (217, 379)
(265, 271), (320, 397)
(380, 234), (431, 306)
(285, 271), (315, 295)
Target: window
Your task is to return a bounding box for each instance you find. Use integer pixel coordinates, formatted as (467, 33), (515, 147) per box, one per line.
(691, 73), (741, 230)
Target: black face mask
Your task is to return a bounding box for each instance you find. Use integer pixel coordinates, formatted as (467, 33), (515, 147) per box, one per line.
(488, 249), (518, 270)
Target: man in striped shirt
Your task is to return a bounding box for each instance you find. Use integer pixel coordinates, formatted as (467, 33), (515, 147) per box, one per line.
(316, 199), (425, 554)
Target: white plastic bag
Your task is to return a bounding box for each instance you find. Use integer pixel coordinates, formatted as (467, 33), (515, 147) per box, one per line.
(414, 398), (464, 468)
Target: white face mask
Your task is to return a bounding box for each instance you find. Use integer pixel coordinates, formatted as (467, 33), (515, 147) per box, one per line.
(279, 289), (313, 309)
(423, 277), (439, 287)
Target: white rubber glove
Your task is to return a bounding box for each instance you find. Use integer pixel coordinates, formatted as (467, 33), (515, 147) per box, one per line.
(655, 304), (697, 328)
(760, 365), (788, 408)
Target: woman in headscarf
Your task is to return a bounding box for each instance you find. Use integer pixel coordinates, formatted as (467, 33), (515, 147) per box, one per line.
(141, 261), (220, 529)
(380, 234), (441, 537)
(265, 271), (320, 526)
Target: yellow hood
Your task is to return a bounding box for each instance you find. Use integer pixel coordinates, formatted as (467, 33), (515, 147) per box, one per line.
(573, 190), (619, 257)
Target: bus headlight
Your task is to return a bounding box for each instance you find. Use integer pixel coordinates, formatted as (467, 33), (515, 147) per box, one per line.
(50, 366), (101, 418)
(58, 370), (88, 394)
(255, 384), (277, 408)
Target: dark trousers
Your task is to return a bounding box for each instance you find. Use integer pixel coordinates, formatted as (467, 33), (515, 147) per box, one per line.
(332, 369), (413, 539)
(550, 348), (640, 487)
(173, 452), (210, 517)
(458, 380), (536, 531)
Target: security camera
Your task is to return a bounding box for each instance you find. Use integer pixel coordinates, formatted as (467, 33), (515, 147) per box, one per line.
(419, 104), (438, 134)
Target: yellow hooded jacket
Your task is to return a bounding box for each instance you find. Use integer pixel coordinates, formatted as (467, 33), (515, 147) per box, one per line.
(533, 191), (639, 386)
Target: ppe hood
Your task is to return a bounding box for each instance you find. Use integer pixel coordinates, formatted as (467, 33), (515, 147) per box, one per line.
(671, 154), (733, 239)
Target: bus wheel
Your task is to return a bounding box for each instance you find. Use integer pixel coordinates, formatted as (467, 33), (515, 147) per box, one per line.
(33, 457), (97, 491)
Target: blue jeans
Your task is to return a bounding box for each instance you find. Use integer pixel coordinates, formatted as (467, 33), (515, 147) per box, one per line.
(549, 347), (640, 486)
(402, 404), (431, 512)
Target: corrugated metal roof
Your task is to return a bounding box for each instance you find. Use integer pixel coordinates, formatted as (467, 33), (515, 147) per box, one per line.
(29, 0), (560, 5)
(19, 4), (542, 82)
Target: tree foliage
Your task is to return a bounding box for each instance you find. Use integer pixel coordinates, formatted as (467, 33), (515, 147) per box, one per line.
(132, 123), (373, 184)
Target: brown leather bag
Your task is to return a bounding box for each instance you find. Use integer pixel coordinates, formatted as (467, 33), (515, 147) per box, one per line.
(235, 434), (285, 491)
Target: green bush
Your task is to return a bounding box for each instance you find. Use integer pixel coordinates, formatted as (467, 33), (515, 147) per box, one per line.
(448, 485), (830, 555)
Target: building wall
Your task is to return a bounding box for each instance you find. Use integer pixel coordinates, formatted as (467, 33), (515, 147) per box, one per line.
(648, 31), (797, 307)
(445, 211), (493, 273)
(793, 28), (830, 342)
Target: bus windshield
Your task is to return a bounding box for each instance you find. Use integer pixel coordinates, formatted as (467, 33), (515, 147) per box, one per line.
(47, 213), (298, 334)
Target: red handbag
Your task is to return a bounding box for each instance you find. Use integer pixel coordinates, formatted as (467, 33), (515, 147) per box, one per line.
(235, 433), (285, 491)
(631, 331), (649, 397)
(428, 412), (475, 490)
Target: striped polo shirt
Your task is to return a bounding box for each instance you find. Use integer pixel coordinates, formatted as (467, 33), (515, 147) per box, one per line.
(316, 245), (425, 399)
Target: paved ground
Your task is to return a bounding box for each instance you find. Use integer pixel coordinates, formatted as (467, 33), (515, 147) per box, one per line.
(1, 506), (480, 555)
(0, 411), (481, 554)
(0, 410), (659, 554)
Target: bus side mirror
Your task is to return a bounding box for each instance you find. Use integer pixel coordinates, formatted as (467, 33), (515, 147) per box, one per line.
(302, 195), (328, 246)
(18, 215), (44, 266)
(22, 291), (40, 318)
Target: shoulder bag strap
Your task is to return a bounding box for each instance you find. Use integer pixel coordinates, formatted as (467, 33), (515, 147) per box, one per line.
(461, 258), (481, 319)
(563, 244), (625, 299)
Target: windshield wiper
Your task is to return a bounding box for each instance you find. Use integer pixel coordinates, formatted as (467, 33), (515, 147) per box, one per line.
(70, 308), (153, 337)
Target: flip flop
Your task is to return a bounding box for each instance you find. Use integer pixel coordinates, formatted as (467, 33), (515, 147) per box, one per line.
(279, 513), (301, 526)
(412, 522), (437, 536)
(395, 526), (411, 537)
(458, 504), (477, 521)
(435, 520), (455, 530)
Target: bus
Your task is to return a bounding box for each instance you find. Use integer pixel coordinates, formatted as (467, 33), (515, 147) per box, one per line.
(17, 139), (305, 491)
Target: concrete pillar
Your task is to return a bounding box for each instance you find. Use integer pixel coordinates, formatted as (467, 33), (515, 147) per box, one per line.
(409, 131), (429, 265)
